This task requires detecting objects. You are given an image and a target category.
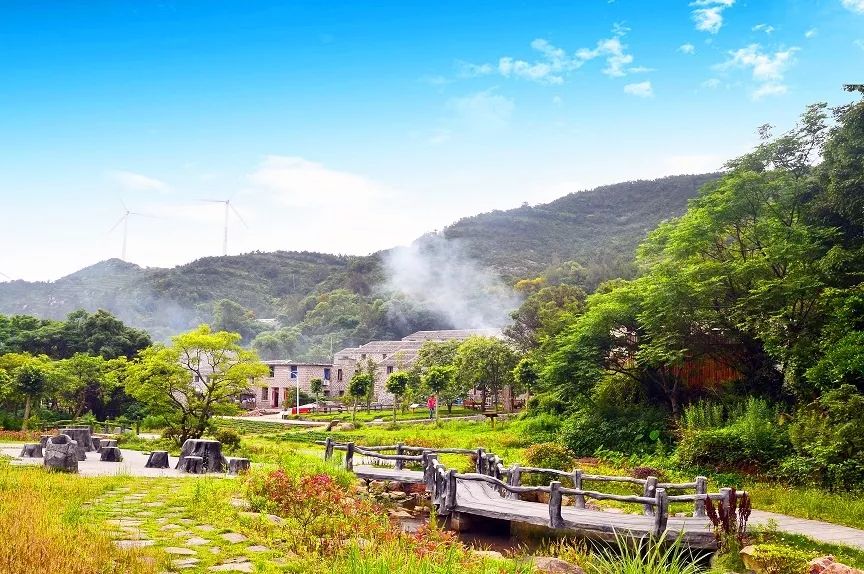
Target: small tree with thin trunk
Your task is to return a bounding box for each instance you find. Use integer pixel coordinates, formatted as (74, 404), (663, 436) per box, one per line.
(15, 363), (48, 430)
(385, 371), (410, 424)
(348, 372), (373, 424)
(309, 377), (324, 406)
(422, 365), (455, 422)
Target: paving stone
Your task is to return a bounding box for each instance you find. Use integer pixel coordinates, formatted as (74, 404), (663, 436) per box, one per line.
(221, 532), (247, 544)
(208, 562), (252, 572)
(186, 537), (209, 546)
(161, 524), (181, 531)
(114, 540), (154, 549)
(246, 545), (269, 553)
(172, 557), (201, 569)
(178, 518), (194, 525)
(196, 524), (216, 532)
(143, 501), (165, 507)
(107, 519), (143, 527)
(163, 547), (197, 555)
(173, 530), (193, 538)
(136, 511), (154, 517)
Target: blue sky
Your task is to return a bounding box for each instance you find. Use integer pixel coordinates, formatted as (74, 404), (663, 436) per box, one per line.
(0, 0), (862, 281)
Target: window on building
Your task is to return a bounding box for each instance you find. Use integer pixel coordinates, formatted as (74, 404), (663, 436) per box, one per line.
(290, 365), (298, 379)
(267, 365), (275, 377)
(193, 375), (201, 383)
(323, 367), (331, 381)
(338, 390), (345, 396)
(386, 366), (394, 375)
(361, 353), (366, 360)
(261, 387), (269, 401)
(337, 368), (343, 382)
(323, 390), (331, 397)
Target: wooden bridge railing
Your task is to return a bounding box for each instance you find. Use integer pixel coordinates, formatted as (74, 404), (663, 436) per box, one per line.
(319, 438), (734, 535)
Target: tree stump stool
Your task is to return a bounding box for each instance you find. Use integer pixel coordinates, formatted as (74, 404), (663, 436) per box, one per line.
(59, 427), (92, 459)
(44, 434), (79, 473)
(145, 451), (170, 469)
(176, 439), (227, 473)
(99, 439), (118, 452)
(91, 437), (102, 451)
(179, 455), (204, 474)
(228, 458), (251, 475)
(20, 443), (43, 458)
(100, 446), (123, 462)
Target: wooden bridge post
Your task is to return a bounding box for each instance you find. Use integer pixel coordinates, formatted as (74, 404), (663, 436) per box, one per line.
(571, 470), (585, 509)
(695, 476), (708, 517)
(653, 488), (668, 536)
(345, 442), (355, 472)
(446, 469), (457, 511)
(508, 464), (521, 500)
(324, 437), (333, 461)
(475, 448), (485, 474)
(720, 487), (732, 513)
(424, 452), (438, 493)
(395, 443), (404, 470)
(548, 481), (565, 529)
(643, 476), (658, 516)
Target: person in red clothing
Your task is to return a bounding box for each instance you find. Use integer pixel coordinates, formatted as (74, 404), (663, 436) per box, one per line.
(427, 395), (437, 419)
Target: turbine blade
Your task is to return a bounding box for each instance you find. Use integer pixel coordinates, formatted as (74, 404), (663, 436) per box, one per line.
(108, 214), (126, 233)
(119, 198), (129, 211)
(229, 203), (249, 228)
(198, 198), (227, 203)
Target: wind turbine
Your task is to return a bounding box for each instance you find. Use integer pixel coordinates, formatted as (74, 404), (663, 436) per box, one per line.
(201, 198), (248, 256)
(0, 271), (10, 282)
(108, 200), (153, 261)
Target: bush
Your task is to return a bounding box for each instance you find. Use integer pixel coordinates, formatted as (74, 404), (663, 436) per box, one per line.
(750, 543), (814, 574)
(0, 412), (23, 431)
(676, 398), (789, 472)
(526, 393), (568, 416)
(560, 406), (668, 456)
(212, 428), (242, 452)
(788, 385), (864, 488)
(523, 442), (577, 486)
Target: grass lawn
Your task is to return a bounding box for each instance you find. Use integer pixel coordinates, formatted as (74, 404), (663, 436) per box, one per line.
(292, 405), (479, 423)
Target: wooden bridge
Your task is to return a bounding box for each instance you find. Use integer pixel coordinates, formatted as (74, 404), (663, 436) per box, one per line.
(320, 438), (731, 549)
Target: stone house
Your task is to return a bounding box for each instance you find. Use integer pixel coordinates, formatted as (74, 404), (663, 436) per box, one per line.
(255, 361), (333, 409)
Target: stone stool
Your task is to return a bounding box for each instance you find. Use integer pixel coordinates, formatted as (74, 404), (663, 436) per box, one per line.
(179, 456), (204, 474)
(145, 451), (170, 469)
(100, 446), (123, 462)
(91, 437), (102, 451)
(175, 439), (227, 473)
(99, 439), (118, 452)
(44, 434), (79, 473)
(20, 443), (43, 458)
(228, 458), (251, 475)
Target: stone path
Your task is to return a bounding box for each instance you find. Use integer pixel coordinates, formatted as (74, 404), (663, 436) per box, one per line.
(91, 483), (277, 573)
(750, 510), (864, 549)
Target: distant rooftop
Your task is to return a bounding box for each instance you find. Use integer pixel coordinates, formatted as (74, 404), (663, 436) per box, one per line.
(401, 328), (502, 341)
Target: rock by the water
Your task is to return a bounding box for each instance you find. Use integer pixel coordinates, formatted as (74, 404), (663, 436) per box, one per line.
(472, 550), (504, 560)
(176, 439), (227, 473)
(19, 443), (43, 458)
(809, 556), (864, 574)
(145, 451), (170, 468)
(44, 434), (79, 473)
(228, 458), (250, 475)
(532, 557), (585, 574)
(100, 446), (123, 462)
(179, 455), (204, 474)
(336, 423), (355, 431)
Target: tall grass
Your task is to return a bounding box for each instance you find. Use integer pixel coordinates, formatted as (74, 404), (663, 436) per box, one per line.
(0, 464), (156, 574)
(587, 534), (704, 574)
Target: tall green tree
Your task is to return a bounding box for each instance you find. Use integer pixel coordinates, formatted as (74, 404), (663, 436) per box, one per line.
(348, 372), (373, 423)
(309, 377), (324, 405)
(454, 337), (517, 412)
(385, 371), (410, 423)
(421, 365), (455, 421)
(15, 362), (48, 429)
(126, 325), (267, 443)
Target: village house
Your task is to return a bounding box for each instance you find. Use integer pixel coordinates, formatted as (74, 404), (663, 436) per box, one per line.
(332, 328), (502, 403)
(255, 361), (333, 409)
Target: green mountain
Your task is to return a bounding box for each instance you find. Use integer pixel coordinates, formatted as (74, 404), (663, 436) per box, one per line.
(0, 173), (719, 344)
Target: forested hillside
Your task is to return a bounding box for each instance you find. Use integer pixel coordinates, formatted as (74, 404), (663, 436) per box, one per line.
(0, 173), (717, 352)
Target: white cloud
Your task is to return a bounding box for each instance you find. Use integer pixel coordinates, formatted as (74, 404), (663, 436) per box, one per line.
(552, 95), (563, 105)
(679, 43), (696, 54)
(458, 25), (645, 85)
(856, 39), (864, 51)
(446, 90), (515, 128)
(106, 170), (169, 193)
(701, 78), (722, 89)
(805, 28), (818, 39)
(841, 0), (864, 14)
(247, 156), (391, 207)
(624, 81), (654, 97)
(427, 128), (452, 145)
(717, 44), (798, 99)
(690, 0), (735, 34)
(752, 23), (775, 34)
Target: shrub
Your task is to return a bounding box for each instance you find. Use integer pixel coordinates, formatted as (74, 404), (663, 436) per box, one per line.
(750, 543), (814, 574)
(212, 428), (242, 452)
(527, 393), (568, 416)
(511, 413), (562, 444)
(560, 406), (668, 456)
(525, 442), (576, 470)
(788, 385), (864, 488)
(676, 398), (789, 472)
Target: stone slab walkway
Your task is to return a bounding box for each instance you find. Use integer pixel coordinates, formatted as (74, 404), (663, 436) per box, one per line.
(750, 510), (864, 549)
